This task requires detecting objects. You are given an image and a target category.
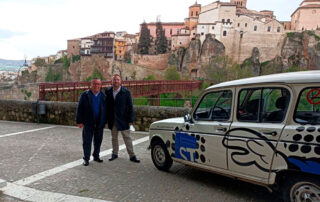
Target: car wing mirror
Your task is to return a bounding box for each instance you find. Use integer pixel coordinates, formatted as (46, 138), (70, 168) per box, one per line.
(184, 114), (193, 123)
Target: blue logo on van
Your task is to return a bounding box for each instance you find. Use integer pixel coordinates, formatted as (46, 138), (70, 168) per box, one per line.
(288, 157), (320, 175)
(175, 132), (197, 162)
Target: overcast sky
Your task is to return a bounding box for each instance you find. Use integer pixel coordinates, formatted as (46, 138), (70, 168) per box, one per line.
(0, 0), (302, 60)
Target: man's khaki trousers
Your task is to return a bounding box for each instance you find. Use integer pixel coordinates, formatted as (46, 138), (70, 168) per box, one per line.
(111, 124), (135, 158)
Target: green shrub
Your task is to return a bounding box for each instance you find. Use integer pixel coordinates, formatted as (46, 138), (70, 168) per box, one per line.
(86, 69), (104, 81)
(72, 55), (81, 63)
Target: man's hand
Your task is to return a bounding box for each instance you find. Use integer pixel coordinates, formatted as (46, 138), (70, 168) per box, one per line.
(77, 124), (84, 128)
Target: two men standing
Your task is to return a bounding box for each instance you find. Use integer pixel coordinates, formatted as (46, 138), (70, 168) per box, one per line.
(76, 75), (139, 166)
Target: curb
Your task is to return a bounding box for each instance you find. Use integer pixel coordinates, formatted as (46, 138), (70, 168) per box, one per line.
(0, 179), (7, 188)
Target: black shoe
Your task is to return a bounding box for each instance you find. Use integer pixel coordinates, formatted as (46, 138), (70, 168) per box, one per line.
(94, 157), (103, 163)
(83, 159), (89, 166)
(130, 156), (140, 163)
(109, 154), (118, 161)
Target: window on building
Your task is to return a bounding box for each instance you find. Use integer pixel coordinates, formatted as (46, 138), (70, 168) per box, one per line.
(227, 19), (230, 23)
(170, 29), (172, 35)
(238, 23), (240, 27)
(212, 26), (215, 30)
(222, 19), (225, 23)
(245, 23), (247, 27)
(196, 11), (199, 16)
(191, 11), (193, 16)
(277, 27), (281, 32)
(223, 31), (227, 36)
(254, 25), (257, 31)
(201, 32), (204, 35)
(267, 26), (271, 32)
(202, 26), (204, 29)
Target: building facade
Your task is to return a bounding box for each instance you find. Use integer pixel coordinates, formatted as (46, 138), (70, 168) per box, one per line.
(291, 0), (320, 30)
(67, 39), (81, 58)
(114, 39), (126, 60)
(141, 22), (185, 39)
(196, 0), (284, 63)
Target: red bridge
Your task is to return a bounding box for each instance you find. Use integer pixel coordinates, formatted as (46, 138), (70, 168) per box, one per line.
(39, 80), (202, 103)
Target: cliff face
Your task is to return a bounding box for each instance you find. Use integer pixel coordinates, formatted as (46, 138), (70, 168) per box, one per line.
(239, 31), (320, 76)
(200, 34), (225, 65)
(181, 37), (202, 74)
(170, 34), (225, 77)
(282, 31), (320, 70)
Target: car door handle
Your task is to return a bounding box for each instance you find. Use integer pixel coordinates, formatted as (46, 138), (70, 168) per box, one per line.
(217, 127), (227, 132)
(263, 131), (277, 136)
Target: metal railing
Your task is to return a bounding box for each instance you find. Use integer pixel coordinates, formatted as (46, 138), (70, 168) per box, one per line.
(39, 80), (202, 102)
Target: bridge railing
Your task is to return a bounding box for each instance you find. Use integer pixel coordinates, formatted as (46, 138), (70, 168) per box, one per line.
(39, 80), (202, 102)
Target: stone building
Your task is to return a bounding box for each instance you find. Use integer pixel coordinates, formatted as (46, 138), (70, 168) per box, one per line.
(67, 39), (81, 58)
(185, 2), (201, 34)
(196, 0), (284, 63)
(141, 22), (185, 39)
(291, 0), (320, 30)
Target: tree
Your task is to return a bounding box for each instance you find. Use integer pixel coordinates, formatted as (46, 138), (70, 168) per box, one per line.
(138, 21), (151, 54)
(165, 66), (180, 80)
(45, 67), (62, 82)
(155, 19), (168, 54)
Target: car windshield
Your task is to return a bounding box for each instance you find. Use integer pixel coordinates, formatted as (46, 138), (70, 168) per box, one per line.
(294, 87), (320, 125)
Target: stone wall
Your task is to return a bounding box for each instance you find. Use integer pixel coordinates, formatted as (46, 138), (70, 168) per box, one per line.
(221, 30), (285, 63)
(0, 99), (190, 131)
(131, 53), (171, 70)
(69, 55), (165, 81)
(0, 83), (39, 101)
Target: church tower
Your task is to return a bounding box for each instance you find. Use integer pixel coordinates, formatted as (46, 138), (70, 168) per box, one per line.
(230, 0), (247, 8)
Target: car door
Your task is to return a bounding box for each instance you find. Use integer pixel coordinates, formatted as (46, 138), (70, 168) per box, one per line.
(179, 89), (233, 170)
(228, 86), (291, 179)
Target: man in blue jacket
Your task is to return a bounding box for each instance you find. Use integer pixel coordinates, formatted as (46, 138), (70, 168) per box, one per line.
(105, 74), (140, 163)
(76, 78), (106, 166)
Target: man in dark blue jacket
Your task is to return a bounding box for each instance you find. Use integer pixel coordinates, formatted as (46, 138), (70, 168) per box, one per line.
(105, 74), (140, 163)
(76, 78), (106, 166)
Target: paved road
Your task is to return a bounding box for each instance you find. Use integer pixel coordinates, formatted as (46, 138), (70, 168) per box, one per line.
(0, 121), (281, 202)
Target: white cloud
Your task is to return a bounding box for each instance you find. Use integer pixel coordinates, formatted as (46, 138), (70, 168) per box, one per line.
(0, 0), (302, 60)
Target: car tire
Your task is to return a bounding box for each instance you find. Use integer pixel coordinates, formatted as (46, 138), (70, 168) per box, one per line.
(281, 175), (320, 202)
(151, 140), (173, 171)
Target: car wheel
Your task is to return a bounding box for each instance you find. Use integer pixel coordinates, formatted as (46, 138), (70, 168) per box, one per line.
(151, 140), (173, 171)
(282, 176), (320, 202)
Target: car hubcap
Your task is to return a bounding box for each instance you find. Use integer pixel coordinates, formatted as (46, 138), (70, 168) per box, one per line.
(153, 145), (166, 165)
(291, 182), (320, 202)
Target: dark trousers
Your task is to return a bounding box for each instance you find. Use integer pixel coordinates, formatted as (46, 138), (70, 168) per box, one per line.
(82, 125), (103, 161)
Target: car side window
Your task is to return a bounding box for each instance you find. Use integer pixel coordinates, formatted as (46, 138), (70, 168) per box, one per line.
(237, 88), (290, 123)
(294, 87), (320, 124)
(194, 90), (232, 121)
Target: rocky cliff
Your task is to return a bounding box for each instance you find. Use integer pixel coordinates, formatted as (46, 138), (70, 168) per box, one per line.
(170, 34), (225, 78)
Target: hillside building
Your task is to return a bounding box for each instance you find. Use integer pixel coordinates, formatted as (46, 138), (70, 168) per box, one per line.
(291, 0), (320, 30)
(196, 0), (284, 63)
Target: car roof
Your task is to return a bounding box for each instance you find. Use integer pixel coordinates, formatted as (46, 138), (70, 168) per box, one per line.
(207, 70), (320, 90)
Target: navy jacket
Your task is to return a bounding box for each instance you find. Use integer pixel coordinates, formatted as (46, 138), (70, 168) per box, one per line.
(76, 90), (107, 129)
(105, 86), (134, 131)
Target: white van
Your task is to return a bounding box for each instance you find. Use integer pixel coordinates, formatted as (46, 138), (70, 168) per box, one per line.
(149, 71), (320, 202)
